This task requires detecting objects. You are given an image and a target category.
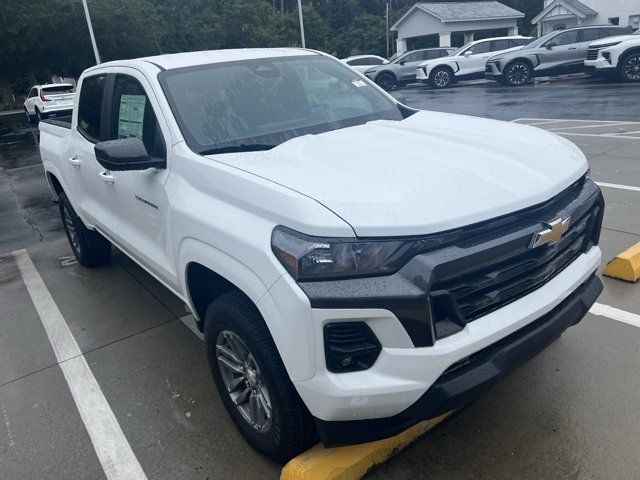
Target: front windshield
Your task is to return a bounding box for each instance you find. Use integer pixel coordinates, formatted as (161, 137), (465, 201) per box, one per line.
(524, 31), (558, 49)
(160, 55), (403, 154)
(450, 43), (471, 57)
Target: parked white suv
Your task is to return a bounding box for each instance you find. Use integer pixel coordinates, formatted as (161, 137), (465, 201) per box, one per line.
(585, 28), (640, 81)
(416, 36), (532, 88)
(38, 48), (603, 461)
(24, 83), (75, 123)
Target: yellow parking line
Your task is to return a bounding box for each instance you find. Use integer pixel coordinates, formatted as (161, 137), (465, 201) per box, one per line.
(280, 412), (452, 480)
(603, 242), (640, 283)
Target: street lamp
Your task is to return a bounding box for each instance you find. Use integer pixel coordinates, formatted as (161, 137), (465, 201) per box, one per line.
(82, 0), (101, 64)
(297, 0), (306, 48)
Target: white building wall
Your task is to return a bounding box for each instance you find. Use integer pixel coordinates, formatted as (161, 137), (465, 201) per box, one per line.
(542, 0), (640, 30)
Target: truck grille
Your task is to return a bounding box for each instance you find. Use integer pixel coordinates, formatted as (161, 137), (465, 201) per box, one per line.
(586, 47), (602, 60)
(437, 204), (599, 322)
(428, 181), (603, 340)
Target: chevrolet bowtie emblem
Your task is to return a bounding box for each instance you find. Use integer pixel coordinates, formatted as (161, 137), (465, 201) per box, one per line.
(530, 217), (571, 248)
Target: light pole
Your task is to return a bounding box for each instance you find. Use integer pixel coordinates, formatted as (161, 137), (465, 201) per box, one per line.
(297, 0), (306, 48)
(82, 0), (101, 64)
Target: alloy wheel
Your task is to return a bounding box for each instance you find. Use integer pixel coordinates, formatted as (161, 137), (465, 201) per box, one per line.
(624, 55), (640, 81)
(508, 64), (530, 86)
(216, 330), (273, 433)
(433, 70), (450, 88)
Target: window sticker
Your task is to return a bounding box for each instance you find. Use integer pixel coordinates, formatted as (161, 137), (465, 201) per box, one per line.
(351, 79), (367, 88)
(118, 94), (146, 139)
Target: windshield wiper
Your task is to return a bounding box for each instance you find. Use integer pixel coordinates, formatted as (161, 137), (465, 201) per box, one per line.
(199, 144), (276, 155)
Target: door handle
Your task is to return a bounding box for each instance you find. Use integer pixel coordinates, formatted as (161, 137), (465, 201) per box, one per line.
(568, 47), (578, 50)
(68, 156), (82, 167)
(99, 171), (115, 184)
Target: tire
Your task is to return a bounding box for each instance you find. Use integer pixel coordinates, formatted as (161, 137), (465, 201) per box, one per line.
(58, 192), (111, 267)
(204, 291), (317, 462)
(35, 107), (44, 123)
(619, 53), (640, 82)
(503, 61), (532, 87)
(375, 72), (396, 91)
(24, 108), (36, 124)
(429, 67), (453, 89)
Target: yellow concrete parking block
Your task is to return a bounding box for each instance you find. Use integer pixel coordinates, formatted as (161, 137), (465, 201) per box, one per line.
(603, 242), (640, 283)
(281, 412), (451, 480)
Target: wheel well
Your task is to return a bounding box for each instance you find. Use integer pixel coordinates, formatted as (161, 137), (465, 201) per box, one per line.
(186, 262), (242, 331)
(505, 58), (534, 71)
(375, 70), (396, 80)
(621, 47), (640, 61)
(429, 64), (455, 78)
(47, 172), (63, 198)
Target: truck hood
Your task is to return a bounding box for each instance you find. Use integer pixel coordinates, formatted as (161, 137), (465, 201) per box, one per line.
(210, 111), (588, 237)
(589, 33), (639, 47)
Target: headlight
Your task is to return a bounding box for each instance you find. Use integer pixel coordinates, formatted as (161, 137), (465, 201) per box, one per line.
(272, 226), (416, 281)
(594, 41), (621, 48)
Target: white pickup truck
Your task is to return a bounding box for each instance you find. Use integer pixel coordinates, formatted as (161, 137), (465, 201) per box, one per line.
(39, 48), (604, 461)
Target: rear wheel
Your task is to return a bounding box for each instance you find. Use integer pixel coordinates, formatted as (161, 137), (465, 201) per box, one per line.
(429, 67), (453, 89)
(58, 192), (111, 267)
(24, 108), (36, 124)
(504, 61), (531, 86)
(35, 107), (44, 123)
(375, 72), (396, 91)
(619, 53), (640, 82)
(204, 291), (317, 462)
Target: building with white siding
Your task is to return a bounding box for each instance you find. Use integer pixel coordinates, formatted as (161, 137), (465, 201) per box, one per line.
(532, 0), (640, 36)
(391, 1), (524, 54)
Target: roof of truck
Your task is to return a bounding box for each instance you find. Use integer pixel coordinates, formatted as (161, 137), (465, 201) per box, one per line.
(87, 48), (320, 73)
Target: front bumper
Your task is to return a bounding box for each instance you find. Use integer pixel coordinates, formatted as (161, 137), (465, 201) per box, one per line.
(584, 58), (617, 76)
(315, 271), (602, 446)
(485, 62), (503, 80)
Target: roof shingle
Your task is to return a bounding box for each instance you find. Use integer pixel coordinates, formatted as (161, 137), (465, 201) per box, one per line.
(416, 1), (524, 21)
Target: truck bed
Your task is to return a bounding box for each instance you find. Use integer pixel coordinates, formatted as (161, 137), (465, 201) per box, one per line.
(41, 115), (72, 129)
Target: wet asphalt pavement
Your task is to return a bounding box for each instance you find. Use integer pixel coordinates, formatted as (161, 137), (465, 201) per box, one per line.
(1, 76), (640, 479)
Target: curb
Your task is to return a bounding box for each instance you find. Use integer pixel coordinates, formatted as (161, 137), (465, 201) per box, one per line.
(280, 412), (451, 480)
(603, 242), (640, 282)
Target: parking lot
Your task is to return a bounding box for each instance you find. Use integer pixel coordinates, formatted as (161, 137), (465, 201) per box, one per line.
(2, 77), (640, 479)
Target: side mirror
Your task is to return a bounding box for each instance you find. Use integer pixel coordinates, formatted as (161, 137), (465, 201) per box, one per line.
(464, 51), (472, 57)
(399, 60), (406, 65)
(94, 137), (165, 171)
(545, 42), (556, 49)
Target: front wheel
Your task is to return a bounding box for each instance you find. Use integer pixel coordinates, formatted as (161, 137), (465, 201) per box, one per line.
(504, 61), (532, 86)
(204, 291), (317, 462)
(429, 67), (453, 89)
(58, 192), (111, 267)
(619, 53), (640, 82)
(375, 72), (396, 91)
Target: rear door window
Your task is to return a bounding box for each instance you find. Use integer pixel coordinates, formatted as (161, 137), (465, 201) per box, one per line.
(109, 75), (165, 159)
(581, 29), (601, 43)
(490, 40), (510, 52)
(42, 85), (74, 94)
(77, 75), (107, 142)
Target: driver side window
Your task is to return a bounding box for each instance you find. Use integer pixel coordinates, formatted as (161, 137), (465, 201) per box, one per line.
(466, 41), (491, 55)
(551, 30), (579, 46)
(400, 52), (420, 63)
(109, 75), (165, 159)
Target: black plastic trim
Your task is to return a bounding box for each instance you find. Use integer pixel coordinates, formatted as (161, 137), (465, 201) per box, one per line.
(314, 273), (602, 447)
(299, 179), (603, 347)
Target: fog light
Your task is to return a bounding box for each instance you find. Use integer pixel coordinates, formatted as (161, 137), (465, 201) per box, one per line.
(324, 322), (381, 373)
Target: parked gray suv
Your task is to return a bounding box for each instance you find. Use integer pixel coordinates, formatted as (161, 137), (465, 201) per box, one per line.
(364, 47), (455, 90)
(486, 25), (633, 86)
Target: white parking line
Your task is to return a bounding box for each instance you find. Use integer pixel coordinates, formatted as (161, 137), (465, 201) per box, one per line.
(590, 303), (640, 329)
(13, 249), (147, 480)
(557, 132), (640, 140)
(595, 181), (640, 193)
